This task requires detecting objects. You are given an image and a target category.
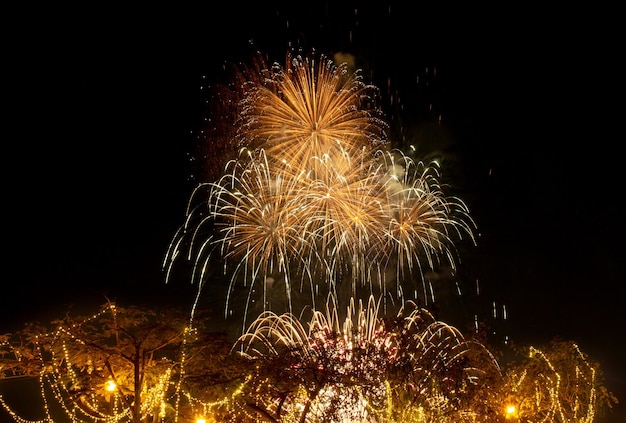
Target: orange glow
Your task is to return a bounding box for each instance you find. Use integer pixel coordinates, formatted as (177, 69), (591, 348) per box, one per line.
(105, 380), (116, 392)
(505, 404), (517, 419)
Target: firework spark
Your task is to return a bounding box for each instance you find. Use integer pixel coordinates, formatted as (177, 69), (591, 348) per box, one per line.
(230, 295), (501, 422)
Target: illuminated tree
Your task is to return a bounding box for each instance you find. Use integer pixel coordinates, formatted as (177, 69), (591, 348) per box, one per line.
(385, 301), (504, 422)
(0, 300), (243, 423)
(499, 339), (618, 423)
(212, 296), (503, 422)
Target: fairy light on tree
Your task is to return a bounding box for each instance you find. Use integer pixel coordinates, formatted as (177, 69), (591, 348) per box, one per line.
(498, 340), (618, 423)
(0, 301), (244, 423)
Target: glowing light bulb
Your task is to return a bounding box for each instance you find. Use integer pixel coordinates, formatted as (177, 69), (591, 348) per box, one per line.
(105, 380), (116, 392)
(505, 404), (517, 419)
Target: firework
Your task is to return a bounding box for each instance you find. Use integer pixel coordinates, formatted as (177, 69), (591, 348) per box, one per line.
(237, 51), (387, 171)
(231, 296), (402, 422)
(229, 295), (501, 422)
(164, 49), (476, 328)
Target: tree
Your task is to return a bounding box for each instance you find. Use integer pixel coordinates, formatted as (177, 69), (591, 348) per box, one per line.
(224, 297), (505, 423)
(500, 339), (618, 423)
(0, 300), (243, 423)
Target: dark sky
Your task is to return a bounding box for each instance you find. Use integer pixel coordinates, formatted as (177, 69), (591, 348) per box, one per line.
(4, 4), (624, 421)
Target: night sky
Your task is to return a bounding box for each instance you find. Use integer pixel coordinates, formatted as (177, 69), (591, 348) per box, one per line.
(4, 4), (624, 422)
